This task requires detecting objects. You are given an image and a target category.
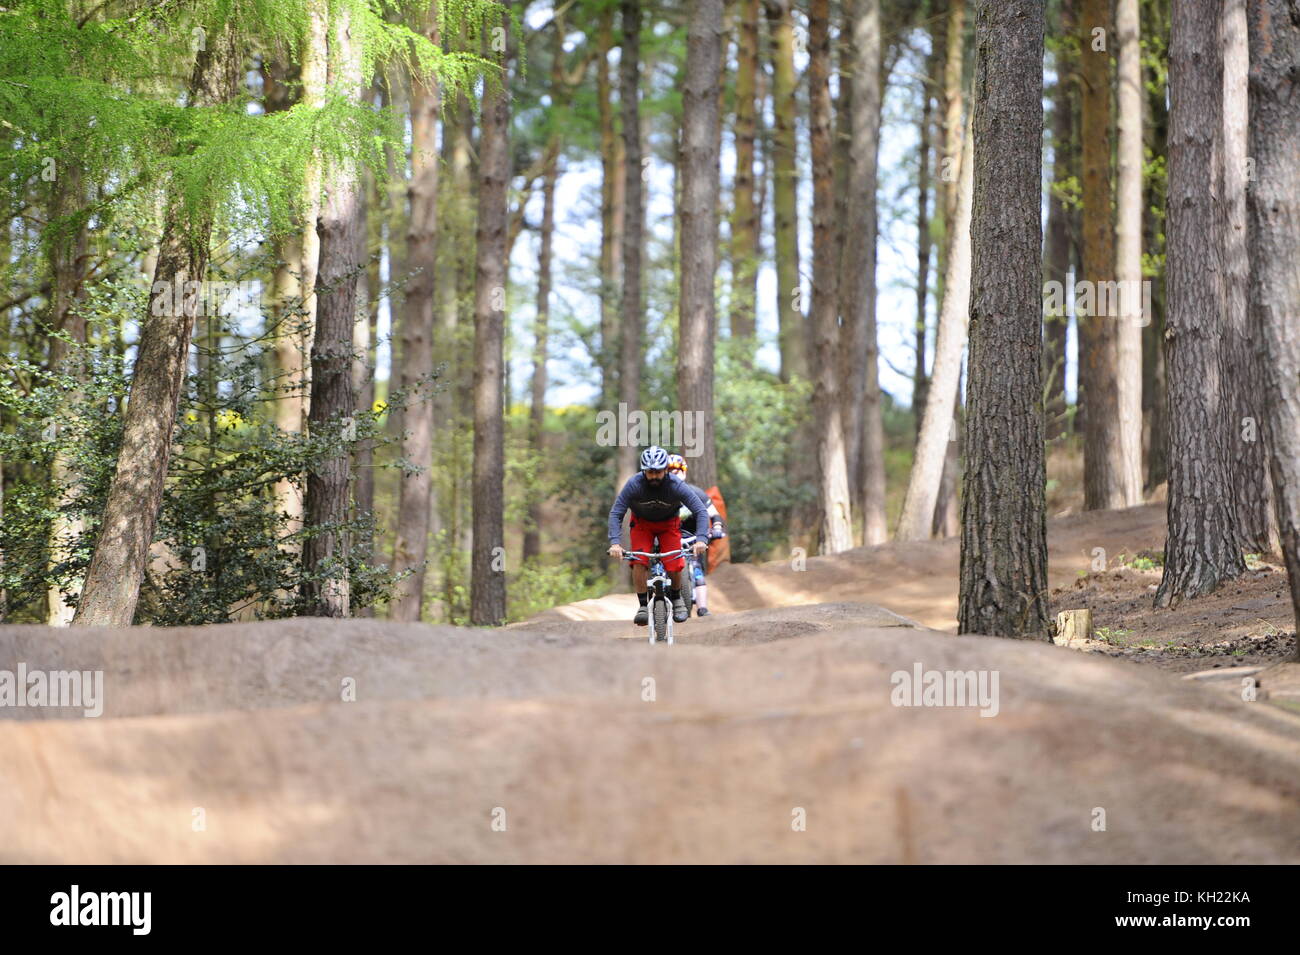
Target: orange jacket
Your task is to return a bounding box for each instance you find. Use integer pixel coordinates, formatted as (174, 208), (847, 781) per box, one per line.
(705, 485), (730, 574)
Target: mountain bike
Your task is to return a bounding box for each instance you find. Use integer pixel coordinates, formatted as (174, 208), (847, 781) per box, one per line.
(622, 543), (691, 645)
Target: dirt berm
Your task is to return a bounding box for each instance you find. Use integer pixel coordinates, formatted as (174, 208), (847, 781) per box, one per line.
(1, 601), (1297, 863)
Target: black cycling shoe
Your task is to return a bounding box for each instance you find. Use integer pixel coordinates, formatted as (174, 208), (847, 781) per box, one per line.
(696, 607), (710, 617)
(634, 606), (649, 626)
(672, 595), (689, 623)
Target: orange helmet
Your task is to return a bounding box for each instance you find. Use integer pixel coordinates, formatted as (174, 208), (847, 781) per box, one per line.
(667, 453), (687, 475)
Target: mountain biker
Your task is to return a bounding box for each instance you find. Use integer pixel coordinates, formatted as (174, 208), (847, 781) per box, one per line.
(666, 453), (726, 617)
(608, 446), (710, 626)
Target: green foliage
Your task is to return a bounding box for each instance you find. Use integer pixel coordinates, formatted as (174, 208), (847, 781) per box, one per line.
(0, 0), (500, 244)
(714, 340), (812, 563)
(1115, 550), (1164, 572)
(1093, 626), (1132, 645)
(548, 406), (618, 575)
(0, 289), (419, 624)
(0, 325), (127, 620)
(506, 561), (606, 624)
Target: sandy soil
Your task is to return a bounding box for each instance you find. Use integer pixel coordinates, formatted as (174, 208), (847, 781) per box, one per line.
(2, 503), (1297, 864)
(1049, 560), (1298, 672)
(539, 503), (1171, 632)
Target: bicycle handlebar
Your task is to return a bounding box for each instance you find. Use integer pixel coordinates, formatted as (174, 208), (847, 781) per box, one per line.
(619, 548), (690, 560)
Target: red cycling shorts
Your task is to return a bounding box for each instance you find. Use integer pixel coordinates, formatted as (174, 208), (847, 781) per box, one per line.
(628, 516), (685, 572)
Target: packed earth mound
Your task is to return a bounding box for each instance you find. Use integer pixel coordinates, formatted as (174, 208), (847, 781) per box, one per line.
(2, 601), (1297, 863)
(538, 503), (1170, 631)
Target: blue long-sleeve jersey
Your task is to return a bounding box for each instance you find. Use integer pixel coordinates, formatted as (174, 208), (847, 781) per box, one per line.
(608, 472), (711, 545)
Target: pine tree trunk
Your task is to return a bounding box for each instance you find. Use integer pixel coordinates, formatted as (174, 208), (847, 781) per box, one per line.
(46, 163), (88, 625)
(1115, 0), (1145, 507)
(74, 30), (240, 627)
(303, 6), (364, 618)
(834, 17), (857, 491)
(941, 0), (965, 230)
(764, 0), (805, 383)
(437, 85), (475, 587)
(389, 17), (441, 623)
(1078, 0), (1126, 510)
(958, 0), (1049, 639)
(912, 25), (935, 439)
(469, 8), (511, 627)
(1155, 0), (1244, 608)
(1142, 0), (1170, 491)
(1043, 27), (1073, 440)
(265, 57), (309, 536)
(524, 140), (559, 564)
(766, 0), (815, 547)
(1246, 0), (1300, 656)
(843, 0), (886, 546)
(933, 376), (961, 538)
(809, 0), (853, 554)
(353, 150), (380, 574)
(933, 0), (965, 538)
(617, 0), (643, 488)
(897, 116), (972, 542)
(597, 5), (621, 412)
(678, 0), (724, 491)
(1221, 0), (1274, 552)
(729, 0), (760, 354)
(299, 0), (327, 422)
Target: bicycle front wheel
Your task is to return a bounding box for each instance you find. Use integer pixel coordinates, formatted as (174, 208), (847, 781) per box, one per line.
(652, 592), (668, 643)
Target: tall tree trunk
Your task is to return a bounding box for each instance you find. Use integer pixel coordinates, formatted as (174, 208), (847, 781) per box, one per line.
(437, 84), (475, 587)
(729, 0), (760, 356)
(764, 0), (805, 383)
(940, 0), (965, 230)
(1078, 0), (1127, 510)
(617, 0), (643, 488)
(1246, 0), (1300, 658)
(958, 0), (1048, 639)
(303, 5), (364, 618)
(353, 150), (380, 569)
(834, 17), (857, 490)
(1043, 27), (1073, 440)
(842, 0), (887, 546)
(912, 27), (935, 439)
(1155, 0), (1244, 607)
(524, 139), (560, 564)
(897, 115), (972, 542)
(678, 0), (724, 491)
(469, 8), (511, 627)
(1142, 0), (1170, 491)
(766, 0), (815, 546)
(1115, 0), (1145, 506)
(390, 15), (441, 623)
(1221, 0), (1273, 551)
(299, 0), (328, 423)
(74, 30), (240, 627)
(264, 59), (309, 535)
(933, 0), (966, 539)
(808, 0), (853, 554)
(597, 5), (621, 412)
(932, 370), (962, 538)
(46, 163), (88, 625)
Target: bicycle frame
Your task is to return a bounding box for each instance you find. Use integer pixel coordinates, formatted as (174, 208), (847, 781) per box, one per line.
(622, 545), (689, 644)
